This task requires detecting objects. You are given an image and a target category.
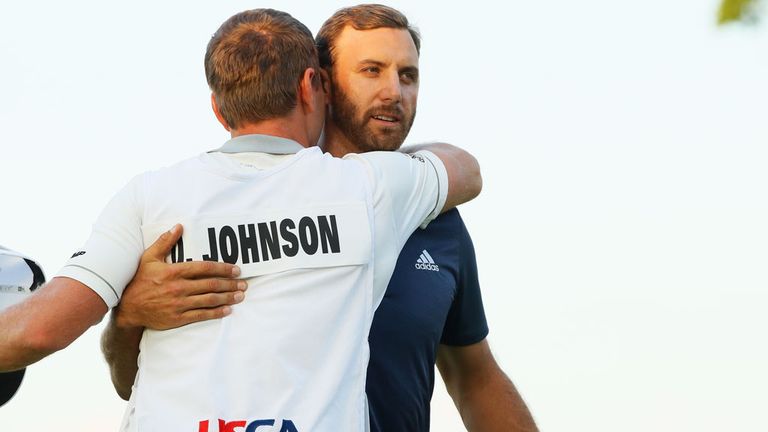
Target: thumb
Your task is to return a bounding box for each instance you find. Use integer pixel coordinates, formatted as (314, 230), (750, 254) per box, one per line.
(143, 224), (183, 262)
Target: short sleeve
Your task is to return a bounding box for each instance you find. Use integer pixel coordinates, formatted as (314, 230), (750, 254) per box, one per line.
(56, 175), (146, 308)
(440, 213), (489, 346)
(344, 150), (448, 243)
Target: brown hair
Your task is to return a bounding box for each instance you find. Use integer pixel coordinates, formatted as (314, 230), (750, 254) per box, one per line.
(204, 9), (320, 129)
(316, 4), (421, 70)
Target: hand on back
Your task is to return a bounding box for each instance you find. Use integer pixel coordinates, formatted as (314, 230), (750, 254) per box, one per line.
(115, 225), (247, 330)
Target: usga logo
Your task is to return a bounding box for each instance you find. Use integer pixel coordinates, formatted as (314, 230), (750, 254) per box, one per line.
(198, 419), (298, 432)
(414, 249), (439, 272)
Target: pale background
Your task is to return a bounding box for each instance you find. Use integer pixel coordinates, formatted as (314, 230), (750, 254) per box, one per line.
(1, 1), (767, 431)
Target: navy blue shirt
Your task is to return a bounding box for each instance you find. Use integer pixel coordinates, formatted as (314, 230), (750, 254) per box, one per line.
(366, 209), (489, 432)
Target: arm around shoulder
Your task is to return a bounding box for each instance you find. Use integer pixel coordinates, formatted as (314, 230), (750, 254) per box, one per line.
(403, 143), (482, 211)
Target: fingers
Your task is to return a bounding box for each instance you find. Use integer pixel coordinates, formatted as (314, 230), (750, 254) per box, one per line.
(183, 291), (245, 311)
(148, 281), (246, 328)
(171, 260), (241, 280)
(179, 277), (247, 297)
(178, 305), (234, 326)
(143, 224), (184, 262)
(169, 290), (245, 328)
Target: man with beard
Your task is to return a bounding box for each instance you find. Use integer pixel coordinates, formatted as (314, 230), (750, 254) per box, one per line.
(102, 4), (536, 431)
(0, 8), (482, 430)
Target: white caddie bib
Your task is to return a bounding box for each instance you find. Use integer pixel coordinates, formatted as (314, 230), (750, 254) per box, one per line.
(61, 134), (447, 432)
(141, 202), (371, 278)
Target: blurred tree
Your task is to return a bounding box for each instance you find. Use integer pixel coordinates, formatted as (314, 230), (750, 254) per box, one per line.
(718, 0), (762, 24)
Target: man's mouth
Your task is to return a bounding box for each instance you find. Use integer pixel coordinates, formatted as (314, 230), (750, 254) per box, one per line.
(371, 114), (401, 124)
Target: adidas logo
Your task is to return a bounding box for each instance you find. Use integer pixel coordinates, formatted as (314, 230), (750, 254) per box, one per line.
(415, 250), (439, 272)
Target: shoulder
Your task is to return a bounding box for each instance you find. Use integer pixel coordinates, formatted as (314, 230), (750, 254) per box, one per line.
(342, 151), (424, 177)
(416, 209), (478, 275)
(132, 154), (211, 191)
(155, 154), (208, 176)
(430, 208), (462, 225)
(420, 208), (468, 237)
(343, 151), (435, 199)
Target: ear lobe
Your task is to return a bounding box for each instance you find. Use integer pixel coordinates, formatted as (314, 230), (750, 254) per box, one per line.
(211, 93), (231, 131)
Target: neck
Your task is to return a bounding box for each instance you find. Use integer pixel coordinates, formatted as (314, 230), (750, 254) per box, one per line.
(231, 113), (313, 148)
(320, 120), (361, 157)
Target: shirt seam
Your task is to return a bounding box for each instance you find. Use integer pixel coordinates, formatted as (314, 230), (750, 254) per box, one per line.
(62, 264), (119, 302)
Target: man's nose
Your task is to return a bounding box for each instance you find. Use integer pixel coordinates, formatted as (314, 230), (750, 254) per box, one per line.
(378, 71), (402, 103)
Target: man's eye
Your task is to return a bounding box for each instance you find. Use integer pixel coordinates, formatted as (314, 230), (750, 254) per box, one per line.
(362, 66), (380, 74)
(401, 72), (418, 83)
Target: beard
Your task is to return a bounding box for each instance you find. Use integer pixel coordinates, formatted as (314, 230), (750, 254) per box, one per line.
(330, 84), (416, 153)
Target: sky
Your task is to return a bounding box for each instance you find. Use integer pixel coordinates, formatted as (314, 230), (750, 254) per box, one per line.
(1, 1), (767, 431)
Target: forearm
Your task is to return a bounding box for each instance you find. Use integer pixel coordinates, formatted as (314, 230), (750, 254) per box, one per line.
(453, 368), (538, 432)
(0, 306), (55, 371)
(0, 278), (108, 372)
(438, 342), (537, 432)
(101, 309), (143, 400)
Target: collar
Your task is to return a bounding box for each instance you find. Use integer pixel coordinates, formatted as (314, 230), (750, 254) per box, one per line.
(212, 134), (305, 155)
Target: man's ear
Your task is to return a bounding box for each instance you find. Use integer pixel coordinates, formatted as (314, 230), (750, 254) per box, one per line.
(211, 93), (231, 131)
(319, 68), (331, 96)
(298, 68), (320, 114)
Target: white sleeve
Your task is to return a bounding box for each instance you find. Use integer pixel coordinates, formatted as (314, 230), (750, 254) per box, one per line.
(56, 175), (146, 308)
(344, 149), (448, 242)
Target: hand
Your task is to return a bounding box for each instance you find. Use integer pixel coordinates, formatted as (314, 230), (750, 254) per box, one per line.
(114, 224), (247, 330)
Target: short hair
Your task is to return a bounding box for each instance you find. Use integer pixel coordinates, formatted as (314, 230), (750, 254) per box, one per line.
(316, 4), (421, 70)
(204, 9), (320, 129)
